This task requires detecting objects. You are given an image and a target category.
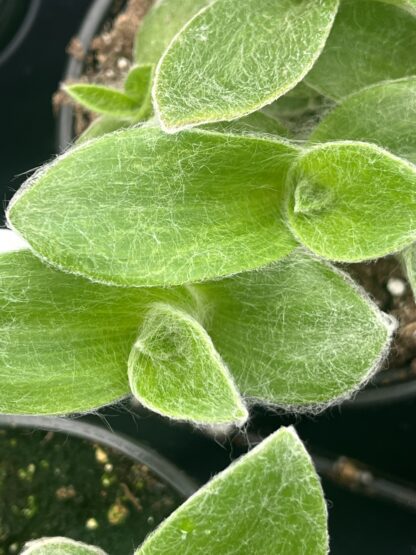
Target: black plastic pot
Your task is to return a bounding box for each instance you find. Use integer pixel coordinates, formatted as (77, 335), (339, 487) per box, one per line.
(56, 0), (416, 409)
(0, 413), (197, 498)
(0, 0), (41, 67)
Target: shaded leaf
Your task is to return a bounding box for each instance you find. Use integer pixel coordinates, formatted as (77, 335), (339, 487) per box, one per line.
(129, 303), (248, 426)
(136, 427), (328, 555)
(21, 537), (106, 555)
(402, 246), (416, 298)
(202, 110), (289, 137)
(286, 141), (416, 262)
(134, 0), (211, 64)
(263, 81), (329, 120)
(195, 250), (394, 408)
(309, 77), (416, 164)
(0, 247), (191, 415)
(77, 115), (132, 144)
(65, 84), (142, 118)
(153, 0), (339, 131)
(7, 127), (298, 287)
(306, 0), (416, 100)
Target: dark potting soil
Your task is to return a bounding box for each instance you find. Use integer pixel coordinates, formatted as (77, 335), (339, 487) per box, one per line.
(0, 427), (181, 554)
(54, 0), (416, 383)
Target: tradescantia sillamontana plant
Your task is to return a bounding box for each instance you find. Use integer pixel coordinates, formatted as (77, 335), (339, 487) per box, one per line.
(19, 427), (330, 555)
(3, 0), (416, 429)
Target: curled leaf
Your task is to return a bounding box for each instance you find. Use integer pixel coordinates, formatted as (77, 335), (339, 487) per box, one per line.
(309, 77), (416, 164)
(306, 0), (416, 99)
(0, 248), (191, 415)
(195, 250), (394, 408)
(286, 141), (416, 262)
(129, 303), (248, 426)
(136, 427), (328, 555)
(153, 0), (339, 131)
(7, 127), (298, 287)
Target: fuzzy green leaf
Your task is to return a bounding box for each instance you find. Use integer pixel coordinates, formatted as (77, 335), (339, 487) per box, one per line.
(309, 77), (416, 164)
(7, 127), (298, 287)
(195, 250), (393, 408)
(21, 538), (106, 555)
(372, 0), (416, 15)
(124, 64), (153, 102)
(286, 142), (416, 262)
(129, 303), (248, 426)
(153, 0), (339, 131)
(134, 0), (211, 64)
(263, 81), (328, 120)
(77, 115), (132, 144)
(65, 84), (143, 118)
(136, 427), (328, 555)
(306, 0), (416, 100)
(0, 246), (191, 415)
(202, 110), (289, 137)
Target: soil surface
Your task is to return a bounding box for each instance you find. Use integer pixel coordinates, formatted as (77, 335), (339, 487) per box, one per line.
(0, 427), (181, 554)
(55, 0), (416, 384)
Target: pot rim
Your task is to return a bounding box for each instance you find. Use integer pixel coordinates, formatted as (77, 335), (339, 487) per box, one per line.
(56, 0), (416, 408)
(0, 413), (198, 499)
(0, 0), (41, 67)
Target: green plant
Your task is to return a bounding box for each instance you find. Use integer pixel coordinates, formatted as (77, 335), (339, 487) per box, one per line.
(20, 428), (328, 554)
(2, 0), (416, 550)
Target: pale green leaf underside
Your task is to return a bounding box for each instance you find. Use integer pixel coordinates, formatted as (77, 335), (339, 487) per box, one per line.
(129, 303), (248, 425)
(0, 249), (191, 415)
(21, 537), (106, 554)
(195, 250), (392, 407)
(309, 77), (416, 164)
(7, 127), (298, 287)
(306, 0), (416, 100)
(153, 0), (339, 131)
(134, 0), (211, 64)
(286, 142), (416, 262)
(136, 427), (328, 555)
(65, 84), (142, 118)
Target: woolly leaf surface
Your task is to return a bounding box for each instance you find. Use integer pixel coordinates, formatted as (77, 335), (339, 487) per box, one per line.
(136, 427), (328, 555)
(153, 0), (339, 131)
(306, 1), (416, 100)
(309, 77), (416, 164)
(195, 250), (393, 408)
(402, 246), (416, 298)
(134, 0), (211, 64)
(286, 142), (416, 262)
(65, 84), (142, 118)
(8, 127), (298, 287)
(0, 249), (190, 415)
(21, 537), (106, 555)
(129, 303), (248, 426)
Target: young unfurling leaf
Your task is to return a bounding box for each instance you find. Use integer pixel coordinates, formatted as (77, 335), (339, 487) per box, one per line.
(65, 84), (142, 118)
(306, 0), (416, 100)
(286, 142), (416, 262)
(195, 250), (394, 409)
(309, 77), (416, 164)
(0, 247), (191, 415)
(129, 303), (248, 426)
(21, 537), (107, 555)
(7, 127), (298, 287)
(136, 427), (328, 555)
(153, 0), (339, 131)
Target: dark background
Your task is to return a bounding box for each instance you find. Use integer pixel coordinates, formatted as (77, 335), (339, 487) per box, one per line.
(0, 1), (415, 553)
